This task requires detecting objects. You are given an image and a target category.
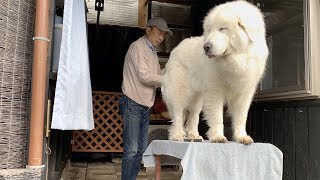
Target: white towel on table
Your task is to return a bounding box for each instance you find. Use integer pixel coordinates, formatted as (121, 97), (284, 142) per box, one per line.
(181, 142), (283, 180)
(51, 0), (94, 130)
(143, 140), (191, 167)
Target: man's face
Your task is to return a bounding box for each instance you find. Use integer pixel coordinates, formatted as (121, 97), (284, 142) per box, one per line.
(146, 26), (166, 47)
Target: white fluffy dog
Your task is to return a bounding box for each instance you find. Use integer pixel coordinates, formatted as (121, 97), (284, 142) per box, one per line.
(161, 1), (269, 145)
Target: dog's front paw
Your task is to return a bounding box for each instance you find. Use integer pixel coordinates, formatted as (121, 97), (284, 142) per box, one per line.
(186, 131), (203, 140)
(168, 128), (186, 141)
(209, 135), (228, 143)
(169, 133), (185, 141)
(234, 135), (254, 145)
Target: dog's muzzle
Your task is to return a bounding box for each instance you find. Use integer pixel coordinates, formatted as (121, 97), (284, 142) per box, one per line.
(203, 42), (228, 58)
(203, 42), (216, 58)
(203, 42), (212, 53)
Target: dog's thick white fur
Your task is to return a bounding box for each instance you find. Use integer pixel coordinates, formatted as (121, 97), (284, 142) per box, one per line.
(161, 1), (269, 145)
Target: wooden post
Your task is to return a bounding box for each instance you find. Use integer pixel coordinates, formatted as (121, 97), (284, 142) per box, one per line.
(155, 155), (161, 180)
(138, 0), (147, 27)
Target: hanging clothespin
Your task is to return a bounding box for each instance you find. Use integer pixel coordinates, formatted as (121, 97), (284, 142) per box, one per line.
(95, 0), (104, 27)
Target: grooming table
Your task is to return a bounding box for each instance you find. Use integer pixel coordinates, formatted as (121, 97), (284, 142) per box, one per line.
(143, 140), (283, 180)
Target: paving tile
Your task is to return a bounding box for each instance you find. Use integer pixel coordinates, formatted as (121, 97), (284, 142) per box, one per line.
(69, 177), (86, 180)
(67, 159), (182, 180)
(86, 174), (118, 180)
(87, 168), (116, 175)
(68, 166), (87, 177)
(87, 163), (115, 169)
(164, 176), (182, 179)
(136, 178), (151, 180)
(70, 162), (88, 167)
(87, 166), (115, 172)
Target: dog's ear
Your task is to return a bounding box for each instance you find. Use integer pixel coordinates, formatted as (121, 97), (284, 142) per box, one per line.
(230, 24), (250, 51)
(238, 15), (264, 42)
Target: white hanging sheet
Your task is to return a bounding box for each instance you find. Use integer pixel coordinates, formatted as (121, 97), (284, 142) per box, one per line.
(51, 0), (94, 130)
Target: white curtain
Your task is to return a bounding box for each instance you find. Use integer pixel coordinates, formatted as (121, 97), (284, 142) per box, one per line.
(51, 0), (94, 130)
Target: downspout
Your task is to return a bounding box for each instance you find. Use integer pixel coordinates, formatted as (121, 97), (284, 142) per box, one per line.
(28, 0), (50, 167)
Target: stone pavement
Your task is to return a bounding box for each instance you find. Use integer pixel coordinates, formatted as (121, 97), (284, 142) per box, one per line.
(64, 157), (182, 180)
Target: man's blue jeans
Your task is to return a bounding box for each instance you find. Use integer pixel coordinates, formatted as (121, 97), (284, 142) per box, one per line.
(119, 95), (151, 180)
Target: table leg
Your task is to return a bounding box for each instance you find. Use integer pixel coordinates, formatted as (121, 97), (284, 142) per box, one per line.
(155, 155), (161, 180)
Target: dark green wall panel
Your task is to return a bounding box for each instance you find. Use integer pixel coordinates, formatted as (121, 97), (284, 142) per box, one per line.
(308, 107), (320, 180)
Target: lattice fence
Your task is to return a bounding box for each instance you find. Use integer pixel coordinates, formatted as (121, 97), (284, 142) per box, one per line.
(72, 91), (123, 152)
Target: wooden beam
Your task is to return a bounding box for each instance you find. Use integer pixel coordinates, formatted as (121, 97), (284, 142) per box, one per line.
(138, 0), (147, 27)
(148, 0), (199, 6)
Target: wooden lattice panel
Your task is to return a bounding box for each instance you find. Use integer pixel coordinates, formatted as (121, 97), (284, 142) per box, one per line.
(72, 91), (124, 152)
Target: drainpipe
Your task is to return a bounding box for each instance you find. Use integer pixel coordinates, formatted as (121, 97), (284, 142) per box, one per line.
(28, 0), (50, 167)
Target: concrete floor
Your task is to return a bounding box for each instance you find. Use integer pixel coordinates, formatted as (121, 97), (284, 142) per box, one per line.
(63, 157), (182, 180)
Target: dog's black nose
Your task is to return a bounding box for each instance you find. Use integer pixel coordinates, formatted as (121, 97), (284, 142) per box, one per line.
(203, 42), (212, 52)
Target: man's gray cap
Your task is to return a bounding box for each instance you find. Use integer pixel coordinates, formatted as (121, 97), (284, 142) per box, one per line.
(147, 17), (173, 36)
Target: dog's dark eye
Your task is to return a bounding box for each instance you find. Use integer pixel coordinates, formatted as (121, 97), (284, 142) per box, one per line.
(219, 27), (228, 31)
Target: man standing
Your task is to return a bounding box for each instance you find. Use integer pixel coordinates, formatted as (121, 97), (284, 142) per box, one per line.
(119, 17), (173, 180)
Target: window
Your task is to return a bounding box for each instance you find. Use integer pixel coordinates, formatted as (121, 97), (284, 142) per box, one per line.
(255, 0), (320, 101)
